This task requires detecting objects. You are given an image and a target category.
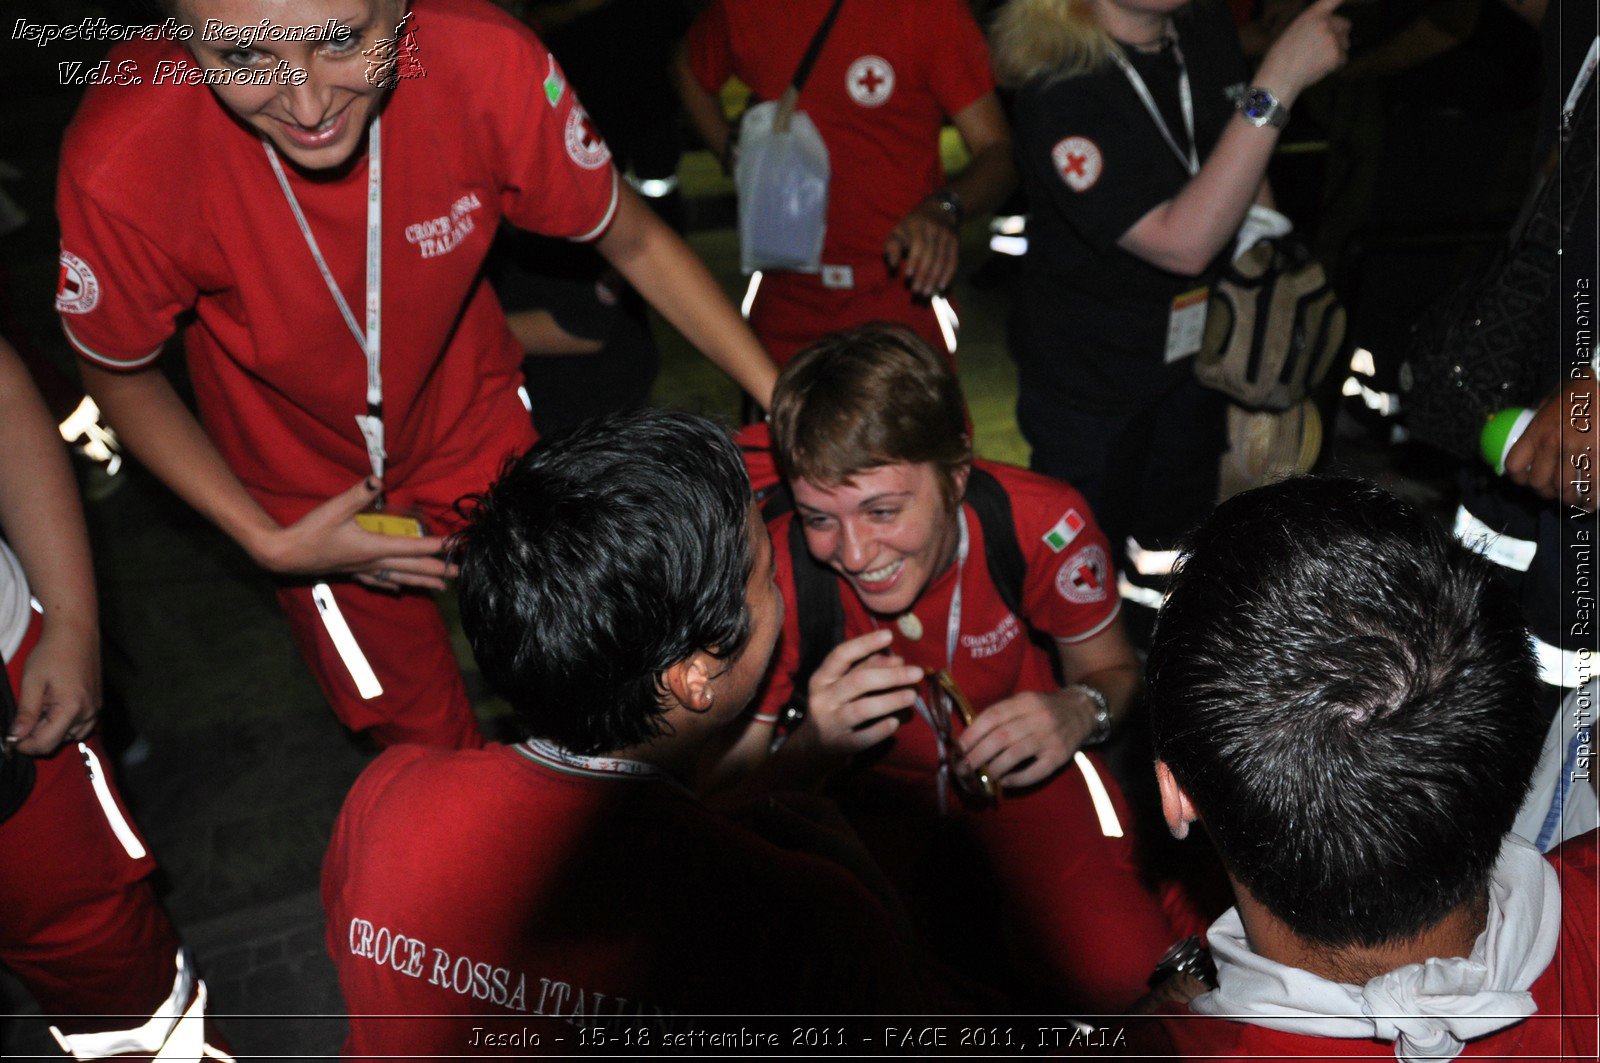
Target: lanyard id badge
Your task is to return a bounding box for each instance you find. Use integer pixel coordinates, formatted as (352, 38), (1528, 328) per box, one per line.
(1112, 35), (1211, 363)
(265, 117), (392, 487)
(1109, 34), (1199, 177)
(266, 118), (425, 537)
(1165, 285), (1210, 363)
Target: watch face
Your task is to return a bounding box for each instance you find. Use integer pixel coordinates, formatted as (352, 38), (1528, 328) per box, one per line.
(1241, 88), (1283, 125)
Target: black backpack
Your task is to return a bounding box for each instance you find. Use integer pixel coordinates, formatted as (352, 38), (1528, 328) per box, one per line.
(757, 466), (1032, 731)
(1399, 65), (1596, 460)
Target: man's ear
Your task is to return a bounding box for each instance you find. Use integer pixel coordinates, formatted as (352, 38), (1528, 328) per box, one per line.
(1155, 760), (1200, 841)
(662, 652), (717, 715)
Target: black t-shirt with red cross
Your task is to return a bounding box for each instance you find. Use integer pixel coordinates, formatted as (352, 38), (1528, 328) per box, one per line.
(1010, 1), (1247, 405)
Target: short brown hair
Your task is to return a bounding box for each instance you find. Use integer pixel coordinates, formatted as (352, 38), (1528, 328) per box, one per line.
(769, 325), (971, 507)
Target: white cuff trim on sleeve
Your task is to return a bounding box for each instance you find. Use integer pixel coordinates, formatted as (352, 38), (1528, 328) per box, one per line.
(62, 319), (163, 369)
(1053, 600), (1122, 645)
(572, 170), (621, 244)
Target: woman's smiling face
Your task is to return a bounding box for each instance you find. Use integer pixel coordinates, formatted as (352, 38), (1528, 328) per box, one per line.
(792, 461), (965, 617)
(173, 0), (408, 170)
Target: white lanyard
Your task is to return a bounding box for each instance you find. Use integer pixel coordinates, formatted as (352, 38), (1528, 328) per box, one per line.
(264, 116), (387, 481)
(1564, 36), (1598, 118)
(901, 509), (969, 813)
(518, 738), (666, 781)
(1110, 34), (1199, 177)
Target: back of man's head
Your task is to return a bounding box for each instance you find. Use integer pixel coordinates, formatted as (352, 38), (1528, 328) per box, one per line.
(454, 408), (753, 755)
(1148, 477), (1544, 949)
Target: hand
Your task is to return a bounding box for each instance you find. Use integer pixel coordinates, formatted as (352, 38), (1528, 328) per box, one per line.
(9, 618), (101, 755)
(884, 202), (960, 298)
(1130, 972), (1211, 1014)
(956, 686), (1098, 791)
(1255, 0), (1350, 104)
(791, 629), (921, 762)
(251, 478), (456, 591)
(1506, 375), (1599, 511)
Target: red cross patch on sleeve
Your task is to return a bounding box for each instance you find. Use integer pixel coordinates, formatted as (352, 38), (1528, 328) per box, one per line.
(1051, 136), (1103, 193)
(564, 106), (612, 170)
(1057, 544), (1110, 604)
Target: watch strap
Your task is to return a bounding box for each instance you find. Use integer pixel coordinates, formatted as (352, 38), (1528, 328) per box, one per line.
(1068, 683), (1112, 746)
(927, 189), (965, 228)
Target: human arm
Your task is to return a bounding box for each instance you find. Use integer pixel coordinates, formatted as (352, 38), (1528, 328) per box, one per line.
(955, 616), (1141, 790)
(884, 92), (1017, 297)
(0, 342), (99, 752)
(78, 361), (454, 590)
(1255, 177), (1278, 209)
(1117, 0), (1350, 275)
(595, 184), (777, 407)
(672, 39), (737, 171)
(505, 308), (605, 356)
(1504, 370), (1598, 511)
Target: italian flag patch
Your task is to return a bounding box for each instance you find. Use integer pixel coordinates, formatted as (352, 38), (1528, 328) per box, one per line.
(543, 57), (566, 107)
(1043, 509), (1087, 553)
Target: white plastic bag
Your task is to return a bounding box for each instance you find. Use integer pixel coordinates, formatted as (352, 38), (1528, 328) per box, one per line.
(1231, 203), (1293, 261)
(735, 99), (830, 274)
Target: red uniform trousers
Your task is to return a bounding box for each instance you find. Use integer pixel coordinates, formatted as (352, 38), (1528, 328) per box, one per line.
(750, 261), (950, 365)
(269, 479), (512, 752)
(276, 582), (484, 751)
(837, 748), (1180, 1013)
(0, 616), (182, 1038)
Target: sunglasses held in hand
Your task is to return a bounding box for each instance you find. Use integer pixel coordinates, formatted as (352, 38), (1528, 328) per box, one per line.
(928, 670), (1000, 803)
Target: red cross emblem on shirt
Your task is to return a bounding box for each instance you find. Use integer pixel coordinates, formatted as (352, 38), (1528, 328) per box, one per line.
(1070, 558), (1105, 595)
(564, 106), (612, 170)
(846, 56), (894, 106)
(575, 114), (601, 151)
(1051, 135), (1103, 192)
(1056, 543), (1110, 603)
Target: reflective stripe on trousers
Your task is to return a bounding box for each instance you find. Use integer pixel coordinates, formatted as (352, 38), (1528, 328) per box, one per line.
(312, 582), (383, 700)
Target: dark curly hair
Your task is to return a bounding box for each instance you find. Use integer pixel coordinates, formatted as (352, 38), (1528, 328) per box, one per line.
(453, 409), (753, 754)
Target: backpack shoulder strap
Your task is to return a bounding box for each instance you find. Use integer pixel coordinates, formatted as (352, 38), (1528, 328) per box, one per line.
(964, 466), (1027, 621)
(786, 509), (845, 688)
(761, 483), (844, 727)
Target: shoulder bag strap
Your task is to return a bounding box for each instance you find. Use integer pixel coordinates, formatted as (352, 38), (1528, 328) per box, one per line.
(774, 0), (847, 133)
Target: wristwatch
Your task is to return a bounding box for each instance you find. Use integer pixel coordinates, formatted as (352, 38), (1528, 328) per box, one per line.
(1237, 86), (1288, 128)
(927, 188), (965, 229)
(1149, 935), (1218, 991)
(1068, 683), (1112, 746)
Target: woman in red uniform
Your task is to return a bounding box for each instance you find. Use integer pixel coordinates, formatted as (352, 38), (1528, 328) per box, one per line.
(57, 0), (776, 749)
(730, 325), (1184, 1011)
(0, 339), (227, 1058)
